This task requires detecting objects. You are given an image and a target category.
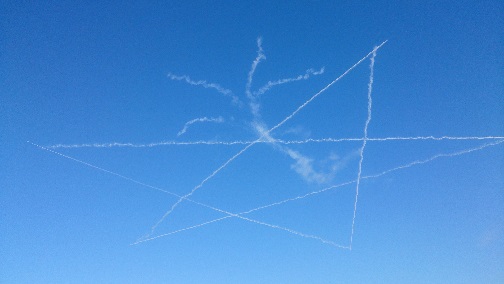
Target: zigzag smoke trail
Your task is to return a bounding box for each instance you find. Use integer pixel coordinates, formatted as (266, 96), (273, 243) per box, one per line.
(143, 40), (389, 239)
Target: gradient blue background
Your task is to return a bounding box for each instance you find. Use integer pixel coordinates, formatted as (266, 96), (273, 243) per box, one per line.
(1, 1), (503, 283)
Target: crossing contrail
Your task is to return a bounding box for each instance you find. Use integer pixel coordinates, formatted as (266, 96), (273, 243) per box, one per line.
(136, 139), (504, 246)
(27, 137), (504, 248)
(143, 41), (389, 238)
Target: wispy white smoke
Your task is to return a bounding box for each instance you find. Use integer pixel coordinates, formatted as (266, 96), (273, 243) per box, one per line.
(177, 116), (224, 136)
(167, 72), (241, 105)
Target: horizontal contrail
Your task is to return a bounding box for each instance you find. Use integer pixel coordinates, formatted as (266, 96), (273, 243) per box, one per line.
(45, 136), (504, 149)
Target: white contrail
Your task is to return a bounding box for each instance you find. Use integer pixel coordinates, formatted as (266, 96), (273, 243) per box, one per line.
(27, 140), (347, 248)
(28, 139), (504, 248)
(349, 46), (377, 249)
(254, 67), (325, 97)
(177, 116), (224, 136)
(141, 139), (503, 245)
(145, 41), (389, 237)
(45, 136), (504, 149)
(167, 72), (241, 105)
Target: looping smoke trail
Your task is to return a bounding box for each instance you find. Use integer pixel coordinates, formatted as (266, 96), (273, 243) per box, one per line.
(254, 67), (325, 97)
(145, 41), (389, 237)
(349, 46), (377, 249)
(167, 72), (241, 105)
(45, 136), (504, 149)
(142, 139), (503, 244)
(177, 116), (224, 136)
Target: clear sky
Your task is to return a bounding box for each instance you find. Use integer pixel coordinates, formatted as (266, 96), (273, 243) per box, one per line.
(1, 1), (503, 283)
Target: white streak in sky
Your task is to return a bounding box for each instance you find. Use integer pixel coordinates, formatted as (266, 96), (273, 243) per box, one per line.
(167, 72), (241, 105)
(145, 41), (388, 237)
(28, 138), (504, 248)
(27, 140), (347, 248)
(141, 139), (504, 244)
(254, 67), (325, 97)
(350, 47), (377, 249)
(45, 136), (504, 149)
(177, 116), (224, 136)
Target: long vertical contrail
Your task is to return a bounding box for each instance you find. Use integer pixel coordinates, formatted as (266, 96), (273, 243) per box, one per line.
(350, 46), (377, 249)
(144, 41), (388, 238)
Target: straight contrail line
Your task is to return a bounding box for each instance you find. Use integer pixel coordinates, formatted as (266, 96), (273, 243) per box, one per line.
(45, 136), (504, 149)
(349, 46), (377, 249)
(141, 139), (503, 245)
(27, 141), (348, 248)
(145, 41), (389, 237)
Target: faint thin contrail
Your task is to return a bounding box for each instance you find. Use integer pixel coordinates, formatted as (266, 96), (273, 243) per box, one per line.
(350, 47), (377, 249)
(167, 72), (241, 105)
(145, 41), (389, 237)
(177, 116), (224, 136)
(139, 139), (503, 245)
(45, 136), (504, 149)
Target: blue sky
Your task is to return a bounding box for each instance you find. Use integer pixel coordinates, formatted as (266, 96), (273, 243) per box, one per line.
(1, 1), (503, 283)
